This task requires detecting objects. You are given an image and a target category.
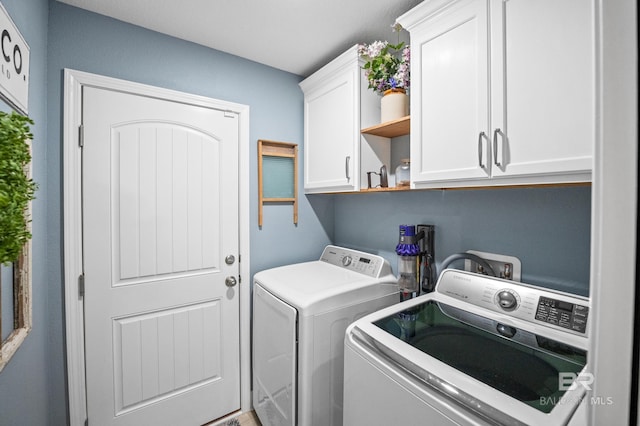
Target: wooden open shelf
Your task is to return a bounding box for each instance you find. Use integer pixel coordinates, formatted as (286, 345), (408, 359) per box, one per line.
(323, 182), (592, 195)
(361, 115), (410, 138)
(357, 186), (412, 193)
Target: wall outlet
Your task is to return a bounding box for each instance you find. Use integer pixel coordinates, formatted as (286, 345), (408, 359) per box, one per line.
(464, 250), (522, 281)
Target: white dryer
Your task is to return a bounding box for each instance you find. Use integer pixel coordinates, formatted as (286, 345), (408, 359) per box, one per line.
(252, 245), (398, 426)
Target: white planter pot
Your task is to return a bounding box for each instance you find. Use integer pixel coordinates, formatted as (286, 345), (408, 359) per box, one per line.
(381, 89), (409, 123)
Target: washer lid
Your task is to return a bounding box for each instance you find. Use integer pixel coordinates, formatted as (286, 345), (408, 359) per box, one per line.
(347, 294), (589, 426)
(254, 261), (397, 313)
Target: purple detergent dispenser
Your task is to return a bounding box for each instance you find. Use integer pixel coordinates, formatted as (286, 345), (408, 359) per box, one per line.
(396, 225), (421, 301)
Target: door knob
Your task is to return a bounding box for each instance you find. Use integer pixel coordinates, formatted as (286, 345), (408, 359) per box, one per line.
(225, 255), (236, 265)
(225, 276), (237, 287)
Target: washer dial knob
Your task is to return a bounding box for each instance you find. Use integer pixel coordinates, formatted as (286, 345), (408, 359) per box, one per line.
(342, 255), (352, 267)
(496, 289), (519, 311)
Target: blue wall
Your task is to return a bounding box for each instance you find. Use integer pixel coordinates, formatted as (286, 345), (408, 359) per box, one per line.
(0, 1), (591, 425)
(329, 185), (591, 296)
(0, 0), (51, 425)
(44, 3), (334, 424)
(4, 1), (332, 425)
(45, 2), (334, 280)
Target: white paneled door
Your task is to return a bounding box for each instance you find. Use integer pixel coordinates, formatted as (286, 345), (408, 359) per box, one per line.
(82, 86), (240, 425)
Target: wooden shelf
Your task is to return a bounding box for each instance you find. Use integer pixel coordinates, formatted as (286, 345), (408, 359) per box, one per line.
(319, 182), (591, 195)
(361, 115), (410, 138)
(358, 186), (412, 193)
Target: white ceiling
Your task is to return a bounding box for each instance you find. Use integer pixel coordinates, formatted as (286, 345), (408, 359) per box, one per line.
(56, 0), (423, 77)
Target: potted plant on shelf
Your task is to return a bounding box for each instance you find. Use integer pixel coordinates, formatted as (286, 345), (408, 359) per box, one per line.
(358, 23), (410, 123)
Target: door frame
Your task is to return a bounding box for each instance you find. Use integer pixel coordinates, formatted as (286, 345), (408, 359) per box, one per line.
(62, 69), (251, 426)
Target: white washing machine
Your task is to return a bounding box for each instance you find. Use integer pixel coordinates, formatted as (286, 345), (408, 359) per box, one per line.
(344, 269), (591, 426)
(252, 245), (399, 426)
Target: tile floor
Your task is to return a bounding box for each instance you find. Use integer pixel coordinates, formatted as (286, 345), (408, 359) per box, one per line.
(212, 410), (261, 426)
(236, 411), (261, 426)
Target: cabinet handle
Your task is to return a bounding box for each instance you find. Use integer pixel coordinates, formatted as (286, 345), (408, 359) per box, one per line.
(477, 132), (487, 169)
(493, 128), (503, 167)
(345, 156), (351, 181)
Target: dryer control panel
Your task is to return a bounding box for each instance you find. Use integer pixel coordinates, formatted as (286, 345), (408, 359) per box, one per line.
(320, 245), (392, 279)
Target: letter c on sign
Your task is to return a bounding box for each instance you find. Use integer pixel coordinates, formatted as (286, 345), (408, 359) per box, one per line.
(1, 29), (11, 63)
(1, 29), (23, 75)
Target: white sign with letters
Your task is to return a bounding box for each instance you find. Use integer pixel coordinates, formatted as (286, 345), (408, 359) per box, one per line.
(0, 2), (29, 114)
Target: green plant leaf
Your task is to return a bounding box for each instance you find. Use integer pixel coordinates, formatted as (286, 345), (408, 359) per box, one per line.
(0, 111), (37, 265)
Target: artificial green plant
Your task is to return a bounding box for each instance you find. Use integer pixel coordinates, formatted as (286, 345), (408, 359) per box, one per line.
(0, 110), (36, 265)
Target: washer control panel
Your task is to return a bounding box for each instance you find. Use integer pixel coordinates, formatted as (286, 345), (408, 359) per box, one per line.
(436, 270), (590, 336)
(320, 245), (392, 278)
(495, 289), (520, 311)
(535, 296), (589, 334)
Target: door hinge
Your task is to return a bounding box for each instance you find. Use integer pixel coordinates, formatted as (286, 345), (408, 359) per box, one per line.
(78, 274), (85, 298)
(79, 125), (84, 147)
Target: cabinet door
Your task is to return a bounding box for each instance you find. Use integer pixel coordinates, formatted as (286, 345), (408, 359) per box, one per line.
(490, 0), (594, 180)
(303, 68), (359, 192)
(411, 0), (491, 186)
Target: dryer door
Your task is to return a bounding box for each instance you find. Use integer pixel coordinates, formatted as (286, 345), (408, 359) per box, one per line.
(253, 284), (297, 426)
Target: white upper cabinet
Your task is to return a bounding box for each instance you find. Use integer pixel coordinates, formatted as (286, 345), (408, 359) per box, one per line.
(398, 0), (594, 188)
(300, 46), (389, 193)
(400, 0), (491, 185)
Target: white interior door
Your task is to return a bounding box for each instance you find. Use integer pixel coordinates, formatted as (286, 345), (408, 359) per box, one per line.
(82, 86), (240, 425)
